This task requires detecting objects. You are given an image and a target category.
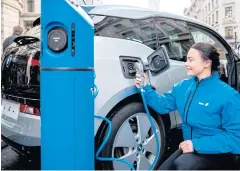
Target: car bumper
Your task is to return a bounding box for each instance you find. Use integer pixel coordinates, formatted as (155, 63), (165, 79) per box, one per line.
(1, 112), (40, 147)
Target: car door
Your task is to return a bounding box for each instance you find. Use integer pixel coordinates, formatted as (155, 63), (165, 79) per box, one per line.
(152, 17), (195, 127)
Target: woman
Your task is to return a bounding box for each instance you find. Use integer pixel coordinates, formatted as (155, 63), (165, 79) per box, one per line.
(135, 42), (240, 170)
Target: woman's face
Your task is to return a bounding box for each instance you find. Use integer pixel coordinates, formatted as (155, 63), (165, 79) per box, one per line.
(185, 48), (211, 76)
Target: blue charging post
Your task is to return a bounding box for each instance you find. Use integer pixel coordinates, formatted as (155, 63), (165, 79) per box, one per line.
(40, 0), (94, 169)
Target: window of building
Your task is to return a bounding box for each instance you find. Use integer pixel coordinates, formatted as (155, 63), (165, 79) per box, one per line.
(114, 24), (127, 30)
(212, 0), (214, 9)
(216, 0), (218, 6)
(205, 6), (207, 16)
(225, 26), (233, 39)
(122, 30), (140, 41)
(208, 3), (210, 12)
(27, 0), (34, 12)
(216, 11), (218, 23)
(225, 6), (232, 18)
(209, 17), (211, 25)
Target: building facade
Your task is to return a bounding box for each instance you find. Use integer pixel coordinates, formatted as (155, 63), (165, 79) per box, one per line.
(1, 0), (24, 44)
(184, 0), (240, 48)
(20, 0), (40, 30)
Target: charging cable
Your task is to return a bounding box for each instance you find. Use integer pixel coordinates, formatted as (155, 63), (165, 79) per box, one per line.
(93, 61), (160, 170)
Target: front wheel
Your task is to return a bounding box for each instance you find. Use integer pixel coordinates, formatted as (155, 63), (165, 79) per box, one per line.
(100, 102), (166, 170)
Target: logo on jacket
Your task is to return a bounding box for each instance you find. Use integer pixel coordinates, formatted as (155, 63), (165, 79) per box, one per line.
(199, 102), (209, 106)
(6, 55), (13, 68)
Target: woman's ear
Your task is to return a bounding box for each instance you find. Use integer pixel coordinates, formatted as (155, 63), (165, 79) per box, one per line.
(204, 60), (212, 69)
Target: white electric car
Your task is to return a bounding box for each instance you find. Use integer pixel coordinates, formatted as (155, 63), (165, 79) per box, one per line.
(1, 5), (239, 170)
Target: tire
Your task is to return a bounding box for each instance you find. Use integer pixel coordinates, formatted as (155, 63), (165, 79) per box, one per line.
(100, 102), (166, 170)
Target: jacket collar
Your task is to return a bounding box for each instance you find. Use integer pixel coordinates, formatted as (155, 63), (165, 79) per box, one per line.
(193, 71), (220, 83)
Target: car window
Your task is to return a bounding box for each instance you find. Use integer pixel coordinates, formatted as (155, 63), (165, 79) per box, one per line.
(189, 27), (227, 61)
(92, 15), (158, 49)
(153, 17), (195, 62)
(92, 15), (195, 59)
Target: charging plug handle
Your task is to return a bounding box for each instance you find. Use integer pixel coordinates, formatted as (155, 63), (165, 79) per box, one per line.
(135, 62), (145, 87)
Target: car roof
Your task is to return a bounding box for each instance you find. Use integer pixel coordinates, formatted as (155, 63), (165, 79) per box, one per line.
(87, 5), (213, 29)
(33, 5), (213, 30)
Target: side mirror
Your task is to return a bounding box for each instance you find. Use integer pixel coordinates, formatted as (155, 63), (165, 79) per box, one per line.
(147, 45), (170, 75)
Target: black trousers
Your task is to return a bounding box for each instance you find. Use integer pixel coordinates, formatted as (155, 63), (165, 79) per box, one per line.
(159, 149), (237, 170)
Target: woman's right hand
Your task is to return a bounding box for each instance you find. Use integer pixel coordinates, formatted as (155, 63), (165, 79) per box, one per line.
(135, 72), (147, 88)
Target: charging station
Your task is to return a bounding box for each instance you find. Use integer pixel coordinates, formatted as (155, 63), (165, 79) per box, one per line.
(40, 0), (94, 169)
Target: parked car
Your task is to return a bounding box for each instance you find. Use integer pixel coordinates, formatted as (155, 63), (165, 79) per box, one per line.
(1, 5), (240, 170)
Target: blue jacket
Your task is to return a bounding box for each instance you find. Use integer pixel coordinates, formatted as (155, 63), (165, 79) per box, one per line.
(141, 72), (240, 154)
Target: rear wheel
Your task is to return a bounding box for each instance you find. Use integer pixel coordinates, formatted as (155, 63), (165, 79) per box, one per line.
(100, 102), (166, 170)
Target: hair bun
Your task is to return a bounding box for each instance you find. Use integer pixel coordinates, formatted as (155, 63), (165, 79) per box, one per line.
(211, 51), (220, 71)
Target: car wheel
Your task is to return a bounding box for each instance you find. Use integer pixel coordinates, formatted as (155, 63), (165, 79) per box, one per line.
(100, 102), (166, 170)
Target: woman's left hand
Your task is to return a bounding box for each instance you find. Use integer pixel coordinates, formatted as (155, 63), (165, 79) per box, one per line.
(179, 140), (194, 153)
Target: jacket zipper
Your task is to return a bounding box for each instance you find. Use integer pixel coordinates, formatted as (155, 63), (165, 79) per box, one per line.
(185, 81), (201, 139)
(183, 91), (192, 115)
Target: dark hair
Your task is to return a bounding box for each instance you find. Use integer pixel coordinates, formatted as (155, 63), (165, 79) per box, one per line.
(191, 42), (220, 72)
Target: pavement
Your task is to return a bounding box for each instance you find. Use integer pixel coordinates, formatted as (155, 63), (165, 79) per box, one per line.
(1, 145), (40, 170)
(0, 128), (183, 170)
